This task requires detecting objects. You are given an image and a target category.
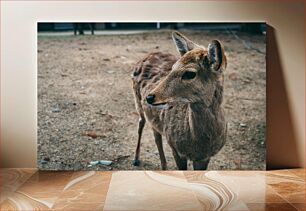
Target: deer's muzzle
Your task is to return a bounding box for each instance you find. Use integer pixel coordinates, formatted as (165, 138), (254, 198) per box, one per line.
(146, 93), (169, 109)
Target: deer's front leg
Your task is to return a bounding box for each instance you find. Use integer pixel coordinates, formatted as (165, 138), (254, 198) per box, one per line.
(193, 158), (210, 170)
(171, 148), (187, 170)
(133, 116), (146, 166)
(152, 129), (167, 170)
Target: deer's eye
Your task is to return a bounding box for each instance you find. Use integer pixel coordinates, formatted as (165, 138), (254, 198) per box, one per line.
(182, 71), (196, 80)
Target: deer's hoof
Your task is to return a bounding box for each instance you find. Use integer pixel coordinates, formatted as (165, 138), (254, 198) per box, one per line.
(133, 160), (140, 166)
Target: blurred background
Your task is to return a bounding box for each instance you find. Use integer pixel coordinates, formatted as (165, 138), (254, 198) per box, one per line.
(38, 22), (266, 35)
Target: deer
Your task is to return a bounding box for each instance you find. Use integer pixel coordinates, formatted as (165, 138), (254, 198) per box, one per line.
(131, 31), (227, 170)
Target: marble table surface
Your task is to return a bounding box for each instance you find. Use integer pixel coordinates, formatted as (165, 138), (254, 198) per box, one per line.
(0, 169), (304, 210)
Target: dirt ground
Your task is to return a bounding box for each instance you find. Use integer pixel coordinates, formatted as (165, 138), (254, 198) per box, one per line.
(38, 29), (266, 170)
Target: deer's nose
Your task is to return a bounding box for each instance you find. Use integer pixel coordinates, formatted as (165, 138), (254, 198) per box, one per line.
(146, 94), (155, 104)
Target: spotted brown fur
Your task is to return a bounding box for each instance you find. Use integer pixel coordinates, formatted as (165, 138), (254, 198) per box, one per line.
(132, 52), (177, 85)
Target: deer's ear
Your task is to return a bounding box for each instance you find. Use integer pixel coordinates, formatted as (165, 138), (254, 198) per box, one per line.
(207, 40), (227, 72)
(172, 31), (197, 56)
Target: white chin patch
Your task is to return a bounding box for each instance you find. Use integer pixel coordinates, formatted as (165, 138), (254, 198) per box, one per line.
(150, 103), (169, 109)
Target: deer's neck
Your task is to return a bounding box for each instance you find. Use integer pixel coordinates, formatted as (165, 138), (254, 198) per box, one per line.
(192, 82), (223, 114)
(187, 84), (224, 139)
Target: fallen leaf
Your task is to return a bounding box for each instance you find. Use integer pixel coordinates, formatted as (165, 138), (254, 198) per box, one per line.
(229, 72), (238, 81)
(82, 131), (106, 139)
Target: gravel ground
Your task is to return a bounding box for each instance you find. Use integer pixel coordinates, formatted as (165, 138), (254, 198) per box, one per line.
(38, 29), (266, 170)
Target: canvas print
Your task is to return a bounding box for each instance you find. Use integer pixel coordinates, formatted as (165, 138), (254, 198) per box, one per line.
(38, 22), (266, 170)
